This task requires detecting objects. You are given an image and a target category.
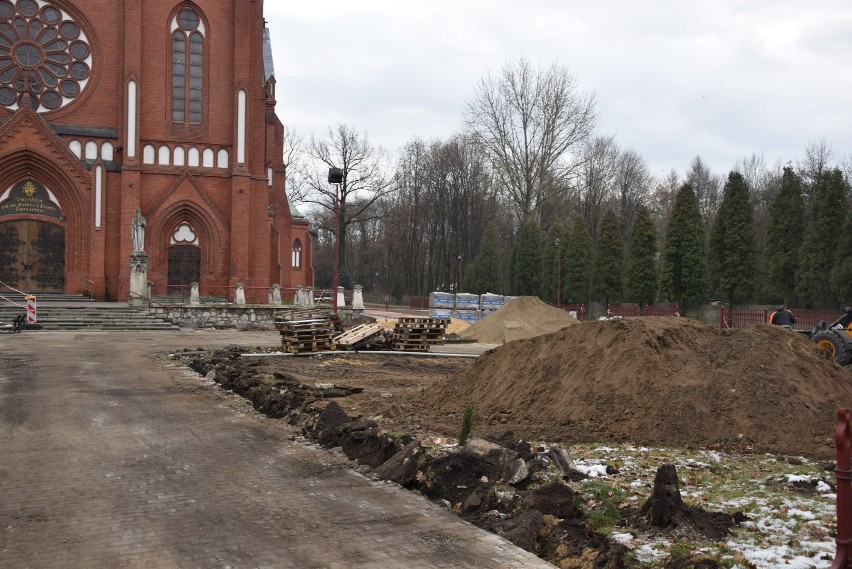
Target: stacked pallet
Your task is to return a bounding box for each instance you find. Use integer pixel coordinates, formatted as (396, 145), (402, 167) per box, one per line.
(391, 317), (450, 352)
(276, 318), (335, 353)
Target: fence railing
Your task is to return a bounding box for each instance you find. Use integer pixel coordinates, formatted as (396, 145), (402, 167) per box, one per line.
(720, 307), (844, 330)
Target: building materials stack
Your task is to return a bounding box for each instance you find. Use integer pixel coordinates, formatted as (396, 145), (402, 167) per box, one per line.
(453, 293), (481, 324)
(428, 292), (455, 319)
(274, 307), (338, 353)
(391, 317), (450, 352)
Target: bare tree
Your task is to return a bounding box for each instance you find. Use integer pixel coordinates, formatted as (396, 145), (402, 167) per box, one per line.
(464, 57), (597, 222)
(798, 138), (834, 196)
(300, 124), (394, 283)
(282, 124), (308, 203)
(570, 135), (619, 240)
(615, 149), (653, 242)
(686, 156), (722, 234)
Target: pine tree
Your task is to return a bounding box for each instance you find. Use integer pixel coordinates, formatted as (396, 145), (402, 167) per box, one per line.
(511, 218), (542, 295)
(540, 220), (568, 303)
(708, 171), (756, 308)
(564, 215), (594, 302)
(625, 205), (658, 308)
(798, 168), (849, 308)
(464, 223), (503, 294)
(765, 167), (805, 306)
(593, 209), (624, 305)
(660, 184), (706, 312)
(831, 207), (852, 305)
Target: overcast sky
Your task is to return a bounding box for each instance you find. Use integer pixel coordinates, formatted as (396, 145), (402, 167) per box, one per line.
(265, 1), (852, 179)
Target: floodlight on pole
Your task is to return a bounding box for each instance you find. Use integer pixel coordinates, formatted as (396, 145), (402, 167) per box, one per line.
(328, 168), (344, 313)
(457, 254), (462, 294)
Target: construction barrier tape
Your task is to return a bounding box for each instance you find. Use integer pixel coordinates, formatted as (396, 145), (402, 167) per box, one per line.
(0, 294), (25, 309)
(0, 279), (27, 296)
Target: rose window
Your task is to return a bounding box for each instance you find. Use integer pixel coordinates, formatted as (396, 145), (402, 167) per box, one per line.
(0, 0), (93, 112)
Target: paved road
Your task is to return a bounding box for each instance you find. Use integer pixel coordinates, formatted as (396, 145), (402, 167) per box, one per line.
(0, 331), (553, 569)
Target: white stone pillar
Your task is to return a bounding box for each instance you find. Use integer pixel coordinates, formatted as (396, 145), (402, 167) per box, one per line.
(235, 283), (246, 305)
(301, 286), (313, 307)
(147, 281), (152, 300)
(272, 284), (282, 305)
(129, 252), (149, 308)
(352, 285), (365, 310)
(337, 286), (345, 308)
(190, 282), (200, 306)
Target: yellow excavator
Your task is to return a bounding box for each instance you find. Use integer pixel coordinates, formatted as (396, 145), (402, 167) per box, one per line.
(811, 308), (852, 365)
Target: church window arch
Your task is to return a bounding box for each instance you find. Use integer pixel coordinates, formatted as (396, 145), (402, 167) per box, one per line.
(292, 239), (302, 269)
(170, 6), (205, 124)
(143, 144), (155, 164)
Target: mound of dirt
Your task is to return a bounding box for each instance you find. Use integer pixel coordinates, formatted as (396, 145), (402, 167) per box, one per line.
(464, 296), (578, 344)
(424, 317), (852, 458)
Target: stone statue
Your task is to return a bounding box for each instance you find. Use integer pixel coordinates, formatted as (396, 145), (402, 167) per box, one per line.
(131, 208), (146, 252)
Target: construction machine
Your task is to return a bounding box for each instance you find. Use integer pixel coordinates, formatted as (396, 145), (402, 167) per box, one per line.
(811, 307), (852, 365)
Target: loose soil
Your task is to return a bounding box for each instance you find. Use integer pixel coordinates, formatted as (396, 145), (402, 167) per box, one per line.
(423, 316), (852, 459)
(464, 296), (578, 344)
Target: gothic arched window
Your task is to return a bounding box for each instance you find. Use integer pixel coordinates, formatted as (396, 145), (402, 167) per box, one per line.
(292, 239), (302, 269)
(171, 8), (204, 124)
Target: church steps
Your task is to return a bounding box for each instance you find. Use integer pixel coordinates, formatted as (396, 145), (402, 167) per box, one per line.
(0, 304), (179, 331)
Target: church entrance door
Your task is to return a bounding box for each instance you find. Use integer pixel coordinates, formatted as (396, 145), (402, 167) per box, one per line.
(0, 220), (65, 294)
(168, 246), (200, 296)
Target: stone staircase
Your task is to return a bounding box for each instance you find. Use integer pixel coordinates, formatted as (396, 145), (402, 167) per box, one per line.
(0, 294), (179, 331)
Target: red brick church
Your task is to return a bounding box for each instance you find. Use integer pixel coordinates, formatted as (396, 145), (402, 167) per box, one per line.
(0, 0), (312, 301)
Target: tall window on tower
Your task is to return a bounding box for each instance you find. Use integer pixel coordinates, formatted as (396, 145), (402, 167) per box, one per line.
(171, 8), (204, 124)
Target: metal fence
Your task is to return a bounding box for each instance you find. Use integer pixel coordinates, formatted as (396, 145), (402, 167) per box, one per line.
(720, 307), (842, 330)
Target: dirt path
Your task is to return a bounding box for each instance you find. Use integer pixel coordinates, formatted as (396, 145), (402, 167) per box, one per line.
(0, 331), (551, 569)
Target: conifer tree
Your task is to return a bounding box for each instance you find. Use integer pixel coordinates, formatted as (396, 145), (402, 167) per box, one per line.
(564, 215), (594, 302)
(765, 167), (805, 306)
(511, 218), (542, 295)
(540, 220), (568, 303)
(625, 205), (658, 308)
(798, 168), (849, 308)
(593, 209), (624, 305)
(831, 207), (852, 305)
(464, 223), (503, 294)
(660, 183), (706, 312)
(708, 171), (756, 308)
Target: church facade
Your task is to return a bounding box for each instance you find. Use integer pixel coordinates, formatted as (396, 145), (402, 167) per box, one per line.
(0, 0), (312, 302)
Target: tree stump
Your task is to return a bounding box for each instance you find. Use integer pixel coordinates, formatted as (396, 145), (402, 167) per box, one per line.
(645, 464), (686, 527)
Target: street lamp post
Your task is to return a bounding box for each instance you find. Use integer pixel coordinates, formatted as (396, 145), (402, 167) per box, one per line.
(328, 168), (344, 314)
(555, 238), (561, 310)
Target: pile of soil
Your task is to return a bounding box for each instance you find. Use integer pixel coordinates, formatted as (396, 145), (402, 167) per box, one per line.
(423, 317), (852, 458)
(464, 296), (578, 344)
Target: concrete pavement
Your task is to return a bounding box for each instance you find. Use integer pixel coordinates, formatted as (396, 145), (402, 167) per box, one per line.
(0, 330), (553, 569)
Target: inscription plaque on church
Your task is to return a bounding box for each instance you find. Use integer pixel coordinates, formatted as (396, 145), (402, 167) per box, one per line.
(0, 180), (62, 219)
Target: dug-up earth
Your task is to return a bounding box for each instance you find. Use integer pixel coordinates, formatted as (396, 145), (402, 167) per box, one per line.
(172, 310), (852, 567)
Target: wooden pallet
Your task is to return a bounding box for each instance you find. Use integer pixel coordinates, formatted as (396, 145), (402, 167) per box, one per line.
(397, 317), (450, 326)
(277, 314), (336, 353)
(390, 317), (449, 350)
(334, 323), (385, 348)
(274, 307), (333, 323)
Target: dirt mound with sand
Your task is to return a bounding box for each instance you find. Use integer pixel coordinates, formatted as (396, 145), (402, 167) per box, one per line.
(464, 296), (578, 344)
(424, 317), (852, 458)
